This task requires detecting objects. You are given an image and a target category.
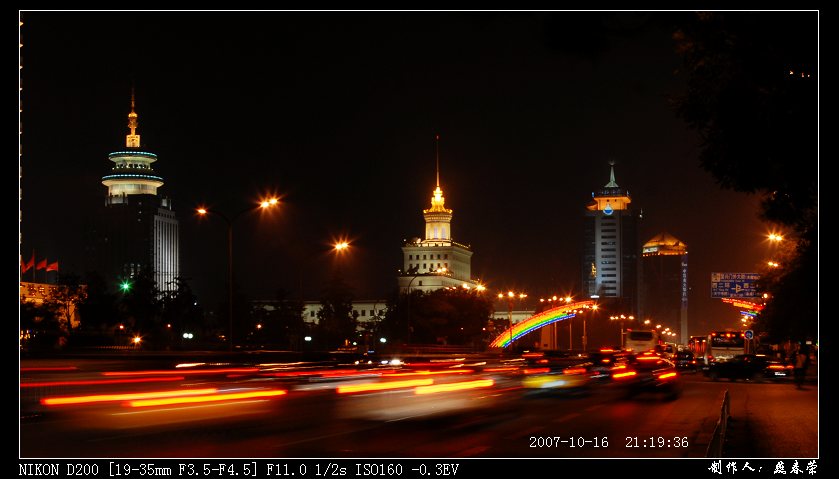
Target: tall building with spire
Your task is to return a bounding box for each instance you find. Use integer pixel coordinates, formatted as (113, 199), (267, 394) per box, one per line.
(94, 91), (179, 292)
(582, 163), (640, 313)
(398, 137), (477, 293)
(640, 233), (688, 341)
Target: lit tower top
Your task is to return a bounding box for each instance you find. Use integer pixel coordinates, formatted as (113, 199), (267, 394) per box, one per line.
(101, 91), (164, 200)
(422, 135), (453, 242)
(643, 232), (688, 256)
(587, 161), (631, 214)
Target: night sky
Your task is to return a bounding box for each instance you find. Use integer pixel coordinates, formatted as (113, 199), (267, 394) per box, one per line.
(21, 11), (785, 333)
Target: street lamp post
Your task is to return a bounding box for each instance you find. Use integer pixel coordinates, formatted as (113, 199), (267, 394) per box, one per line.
(197, 198), (278, 351)
(499, 291), (527, 351)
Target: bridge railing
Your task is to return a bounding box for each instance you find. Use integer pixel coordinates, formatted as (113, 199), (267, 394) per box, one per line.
(705, 388), (731, 457)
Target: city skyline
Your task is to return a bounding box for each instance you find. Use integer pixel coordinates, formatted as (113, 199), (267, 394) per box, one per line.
(20, 11), (783, 333)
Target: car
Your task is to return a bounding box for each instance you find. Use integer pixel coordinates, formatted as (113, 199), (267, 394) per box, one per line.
(674, 350), (699, 372)
(611, 352), (681, 400)
(706, 354), (792, 382)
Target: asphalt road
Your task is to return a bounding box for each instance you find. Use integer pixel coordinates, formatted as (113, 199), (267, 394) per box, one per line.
(19, 359), (818, 459)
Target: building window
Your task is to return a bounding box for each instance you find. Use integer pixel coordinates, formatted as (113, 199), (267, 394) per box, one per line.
(434, 227), (439, 239)
(603, 267), (616, 271)
(602, 229), (616, 233)
(437, 263), (440, 268)
(418, 281), (423, 286)
(444, 263), (448, 268)
(423, 255), (427, 260)
(444, 254), (448, 259)
(603, 280), (617, 283)
(360, 310), (366, 316)
(437, 254), (441, 259)
(602, 248), (616, 252)
(601, 241), (616, 245)
(310, 311), (315, 317)
(603, 274), (617, 277)
(423, 263), (427, 269)
(602, 235), (616, 239)
(601, 260), (616, 264)
(442, 227), (447, 238)
(602, 254), (617, 258)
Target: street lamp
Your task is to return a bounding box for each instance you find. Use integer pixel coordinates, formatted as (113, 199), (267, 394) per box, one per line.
(499, 291), (527, 350)
(196, 197), (279, 351)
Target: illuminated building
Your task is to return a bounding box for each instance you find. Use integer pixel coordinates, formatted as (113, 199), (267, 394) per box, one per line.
(640, 232), (688, 342)
(398, 139), (477, 293)
(582, 163), (640, 312)
(92, 92), (179, 292)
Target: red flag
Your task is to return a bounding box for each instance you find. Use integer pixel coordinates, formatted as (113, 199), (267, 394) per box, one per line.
(46, 261), (59, 272)
(23, 252), (35, 272)
(36, 258), (47, 270)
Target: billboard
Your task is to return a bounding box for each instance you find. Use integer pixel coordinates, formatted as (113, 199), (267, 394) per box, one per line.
(711, 272), (760, 298)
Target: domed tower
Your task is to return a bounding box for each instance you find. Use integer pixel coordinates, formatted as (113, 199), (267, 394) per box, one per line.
(95, 91), (179, 293)
(641, 232), (689, 341)
(398, 136), (476, 293)
(102, 91), (164, 202)
(581, 162), (640, 313)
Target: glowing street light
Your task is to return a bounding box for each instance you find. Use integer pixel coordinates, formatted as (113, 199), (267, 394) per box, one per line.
(196, 197), (280, 351)
(768, 233), (784, 242)
(132, 336), (142, 345)
(119, 281), (132, 292)
(334, 241), (350, 252)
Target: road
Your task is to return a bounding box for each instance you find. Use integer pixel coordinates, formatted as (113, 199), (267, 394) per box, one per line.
(19, 356), (818, 458)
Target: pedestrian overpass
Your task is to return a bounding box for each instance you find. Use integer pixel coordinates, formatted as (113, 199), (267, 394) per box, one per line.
(489, 300), (595, 348)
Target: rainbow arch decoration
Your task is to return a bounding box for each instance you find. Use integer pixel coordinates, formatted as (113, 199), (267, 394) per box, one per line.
(489, 300), (595, 348)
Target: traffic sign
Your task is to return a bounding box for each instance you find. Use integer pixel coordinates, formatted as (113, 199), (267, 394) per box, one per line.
(711, 272), (760, 298)
(744, 330), (754, 340)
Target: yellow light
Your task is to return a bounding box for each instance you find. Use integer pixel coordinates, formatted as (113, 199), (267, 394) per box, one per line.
(260, 201), (270, 208)
(337, 379), (433, 394)
(565, 296), (572, 303)
(334, 241), (349, 251)
(414, 379), (494, 395)
(128, 389), (287, 407)
(552, 295), (558, 301)
(644, 320), (650, 325)
(476, 284), (485, 292)
(508, 291), (514, 298)
(498, 293), (503, 299)
(132, 336), (142, 344)
(42, 388), (218, 406)
(268, 198), (278, 205)
(519, 293), (527, 299)
(256, 324), (262, 329)
(592, 305), (599, 310)
(197, 208), (207, 215)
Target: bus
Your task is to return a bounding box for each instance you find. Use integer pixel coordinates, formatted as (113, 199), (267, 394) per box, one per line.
(688, 335), (707, 358)
(703, 331), (746, 366)
(624, 329), (660, 353)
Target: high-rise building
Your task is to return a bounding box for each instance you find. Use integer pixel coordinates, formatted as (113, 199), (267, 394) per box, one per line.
(398, 138), (477, 293)
(640, 232), (688, 342)
(582, 164), (640, 312)
(94, 92), (179, 293)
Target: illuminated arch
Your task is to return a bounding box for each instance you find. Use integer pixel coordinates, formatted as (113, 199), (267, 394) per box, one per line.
(489, 300), (594, 348)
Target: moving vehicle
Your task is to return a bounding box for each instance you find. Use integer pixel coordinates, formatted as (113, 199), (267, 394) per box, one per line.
(674, 350), (698, 372)
(706, 354), (792, 381)
(703, 331), (746, 366)
(625, 329), (660, 353)
(611, 352), (681, 400)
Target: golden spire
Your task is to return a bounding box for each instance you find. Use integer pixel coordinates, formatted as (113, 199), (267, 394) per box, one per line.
(126, 87), (140, 148)
(436, 134), (440, 188)
(424, 134), (452, 214)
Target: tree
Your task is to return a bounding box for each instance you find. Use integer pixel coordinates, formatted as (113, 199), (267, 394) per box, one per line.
(117, 267), (162, 343)
(250, 289), (304, 349)
(160, 277), (204, 349)
(378, 288), (493, 347)
(672, 12), (817, 341)
(316, 274), (358, 350)
(50, 273), (87, 335)
(76, 271), (120, 333)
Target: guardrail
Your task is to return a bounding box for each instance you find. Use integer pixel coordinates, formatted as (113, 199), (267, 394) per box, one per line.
(705, 388), (731, 457)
